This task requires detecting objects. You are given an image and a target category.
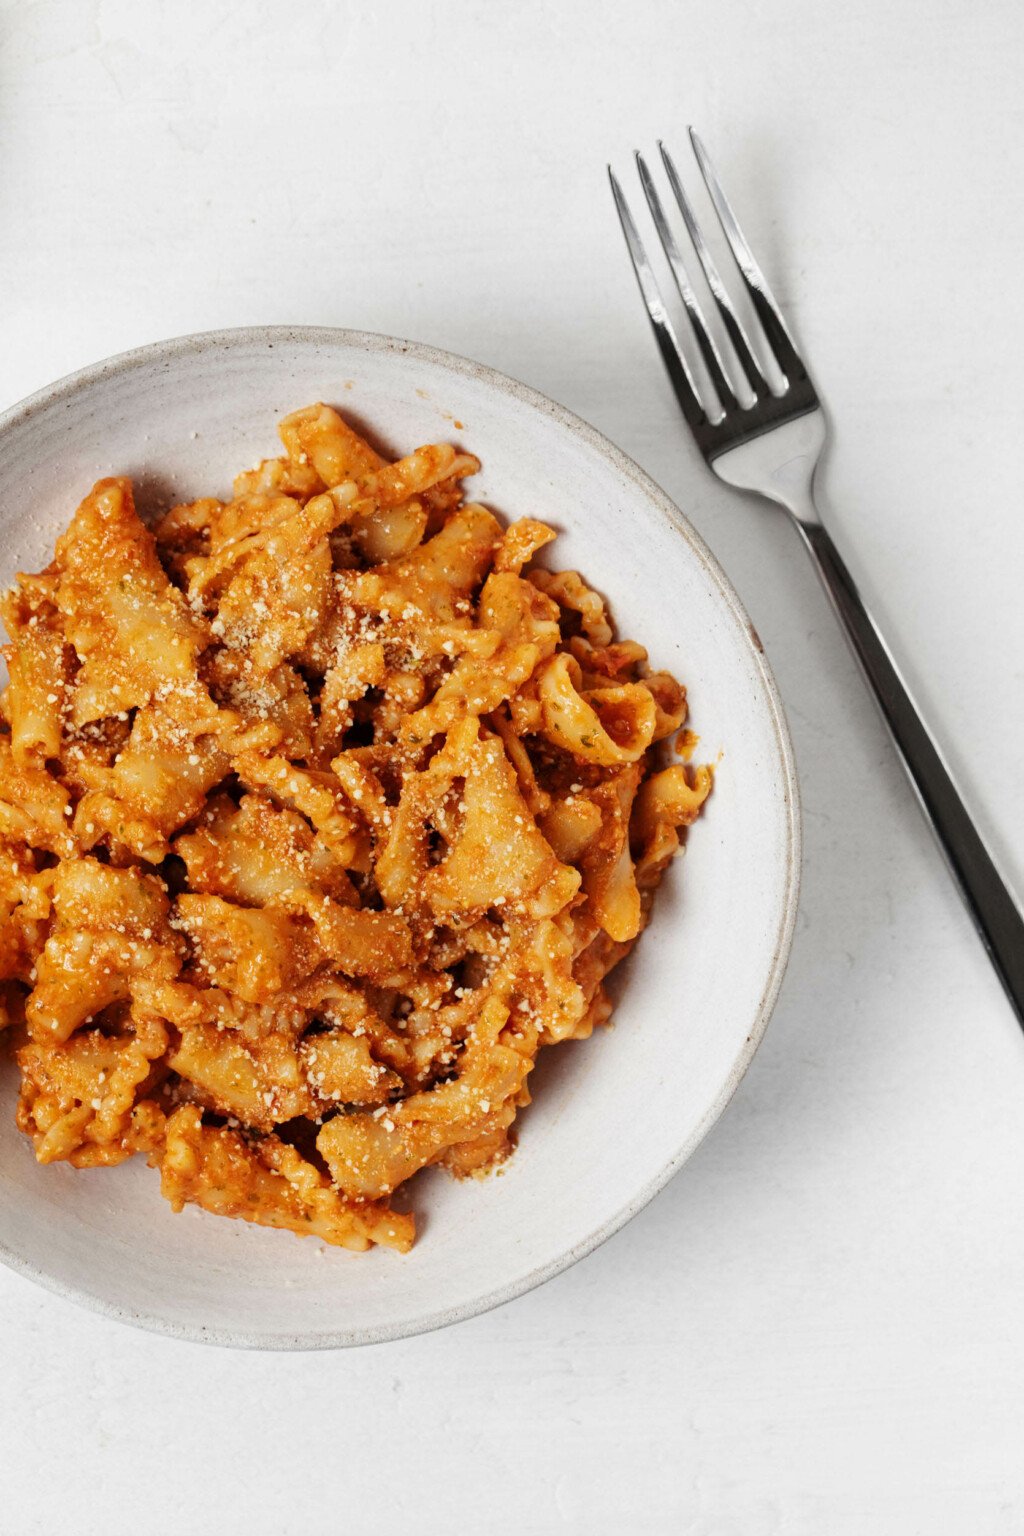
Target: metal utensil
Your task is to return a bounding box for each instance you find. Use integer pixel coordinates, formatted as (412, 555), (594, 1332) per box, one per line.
(610, 129), (1024, 1029)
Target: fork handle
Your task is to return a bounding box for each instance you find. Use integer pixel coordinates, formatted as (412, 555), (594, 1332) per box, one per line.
(796, 517), (1024, 1028)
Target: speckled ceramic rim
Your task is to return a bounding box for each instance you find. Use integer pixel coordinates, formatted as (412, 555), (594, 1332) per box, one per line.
(0, 326), (801, 1350)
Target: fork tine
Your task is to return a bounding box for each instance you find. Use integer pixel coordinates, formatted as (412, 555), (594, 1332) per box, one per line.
(634, 151), (737, 414)
(687, 127), (806, 383)
(607, 166), (714, 431)
(658, 140), (772, 399)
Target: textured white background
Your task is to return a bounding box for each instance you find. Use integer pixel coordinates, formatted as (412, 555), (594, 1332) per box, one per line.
(1, 2), (1023, 1532)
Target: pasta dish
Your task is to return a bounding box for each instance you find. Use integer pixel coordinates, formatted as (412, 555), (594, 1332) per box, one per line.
(0, 404), (711, 1252)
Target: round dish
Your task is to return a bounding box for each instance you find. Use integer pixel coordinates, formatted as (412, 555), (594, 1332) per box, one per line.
(0, 327), (799, 1349)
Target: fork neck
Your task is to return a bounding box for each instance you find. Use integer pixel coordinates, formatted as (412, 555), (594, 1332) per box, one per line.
(775, 477), (823, 532)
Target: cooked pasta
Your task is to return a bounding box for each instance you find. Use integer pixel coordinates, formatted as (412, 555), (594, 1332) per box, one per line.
(0, 404), (712, 1252)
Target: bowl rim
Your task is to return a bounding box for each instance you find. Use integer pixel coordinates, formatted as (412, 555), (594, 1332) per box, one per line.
(0, 324), (801, 1350)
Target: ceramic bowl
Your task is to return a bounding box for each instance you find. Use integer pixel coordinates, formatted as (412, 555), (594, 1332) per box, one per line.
(0, 327), (799, 1348)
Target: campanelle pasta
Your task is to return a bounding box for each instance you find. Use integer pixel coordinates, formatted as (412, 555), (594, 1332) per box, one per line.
(0, 405), (712, 1252)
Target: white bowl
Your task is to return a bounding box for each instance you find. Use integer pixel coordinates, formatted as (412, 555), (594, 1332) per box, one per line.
(0, 328), (799, 1348)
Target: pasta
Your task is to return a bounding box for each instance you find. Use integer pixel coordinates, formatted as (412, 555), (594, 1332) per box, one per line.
(0, 404), (712, 1253)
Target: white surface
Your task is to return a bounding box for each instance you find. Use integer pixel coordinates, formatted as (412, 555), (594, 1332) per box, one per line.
(0, 0), (1022, 1529)
(0, 327), (797, 1345)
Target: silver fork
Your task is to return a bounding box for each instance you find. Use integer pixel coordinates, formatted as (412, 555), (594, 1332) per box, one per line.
(610, 130), (1024, 1031)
